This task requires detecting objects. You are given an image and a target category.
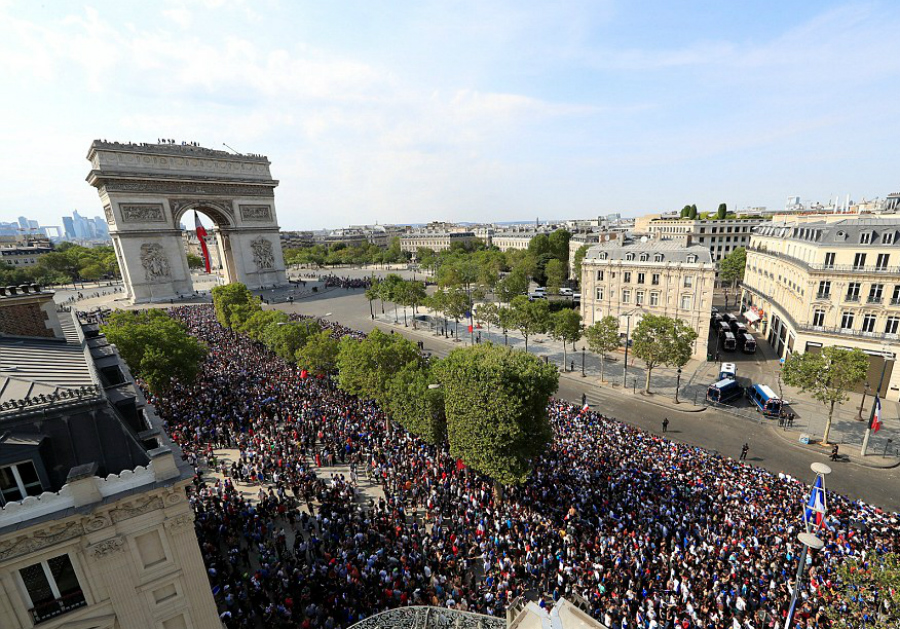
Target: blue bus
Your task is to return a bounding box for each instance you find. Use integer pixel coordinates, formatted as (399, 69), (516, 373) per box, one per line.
(707, 378), (743, 404)
(747, 384), (782, 417)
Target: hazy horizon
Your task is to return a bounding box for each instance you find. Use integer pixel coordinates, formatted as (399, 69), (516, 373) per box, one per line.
(2, 1), (899, 231)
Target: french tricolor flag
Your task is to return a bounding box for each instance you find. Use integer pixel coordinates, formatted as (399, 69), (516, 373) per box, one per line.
(804, 475), (827, 530)
(872, 395), (883, 434)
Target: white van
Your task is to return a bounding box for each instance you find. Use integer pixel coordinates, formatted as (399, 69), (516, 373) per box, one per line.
(559, 288), (573, 297)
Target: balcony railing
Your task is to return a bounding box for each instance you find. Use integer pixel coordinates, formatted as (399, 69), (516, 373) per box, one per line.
(748, 248), (900, 275)
(891, 298), (900, 306)
(30, 591), (87, 624)
(867, 296), (883, 304)
(815, 292), (831, 300)
(844, 295), (860, 303)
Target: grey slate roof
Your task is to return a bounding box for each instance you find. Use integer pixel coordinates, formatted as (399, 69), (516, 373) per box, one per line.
(584, 240), (713, 264)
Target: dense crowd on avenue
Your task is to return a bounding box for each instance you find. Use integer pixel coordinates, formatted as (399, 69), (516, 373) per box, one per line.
(144, 305), (898, 629)
(320, 274), (374, 289)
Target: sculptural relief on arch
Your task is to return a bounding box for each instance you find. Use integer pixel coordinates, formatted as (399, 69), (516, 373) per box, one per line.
(86, 140), (287, 303)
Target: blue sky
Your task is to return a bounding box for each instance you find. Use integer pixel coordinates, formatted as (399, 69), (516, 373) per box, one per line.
(2, 1), (899, 230)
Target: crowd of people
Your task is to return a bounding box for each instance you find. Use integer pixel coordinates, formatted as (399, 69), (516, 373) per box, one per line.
(319, 274), (374, 290)
(144, 305), (898, 629)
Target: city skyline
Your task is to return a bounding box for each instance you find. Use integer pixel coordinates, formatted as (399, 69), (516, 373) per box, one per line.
(2, 1), (900, 230)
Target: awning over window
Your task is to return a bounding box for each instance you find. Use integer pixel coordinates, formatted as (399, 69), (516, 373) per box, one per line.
(744, 310), (761, 324)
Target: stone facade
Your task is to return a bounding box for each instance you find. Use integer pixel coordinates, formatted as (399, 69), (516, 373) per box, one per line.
(645, 217), (767, 261)
(581, 242), (715, 360)
(400, 231), (476, 254)
(741, 214), (900, 400)
(86, 141), (288, 303)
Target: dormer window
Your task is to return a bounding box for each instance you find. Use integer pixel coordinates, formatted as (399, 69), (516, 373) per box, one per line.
(654, 253), (664, 262)
(625, 253), (635, 261)
(860, 231), (872, 244)
(686, 254), (698, 263)
(639, 253), (649, 261)
(0, 461), (43, 505)
(599, 252), (608, 260)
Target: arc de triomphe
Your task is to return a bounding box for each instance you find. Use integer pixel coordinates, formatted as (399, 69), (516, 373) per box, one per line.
(86, 140), (288, 303)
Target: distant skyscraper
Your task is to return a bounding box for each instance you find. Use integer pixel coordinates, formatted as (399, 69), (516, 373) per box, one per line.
(92, 217), (109, 238)
(17, 216), (30, 230)
(62, 216), (76, 239)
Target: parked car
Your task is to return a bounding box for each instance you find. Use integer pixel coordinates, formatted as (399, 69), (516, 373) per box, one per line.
(559, 287), (573, 297)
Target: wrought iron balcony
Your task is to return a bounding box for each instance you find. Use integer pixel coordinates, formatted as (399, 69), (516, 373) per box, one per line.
(867, 296), (883, 304)
(815, 292), (831, 300)
(30, 591), (87, 624)
(844, 294), (860, 303)
(748, 247), (900, 275)
(891, 298), (900, 306)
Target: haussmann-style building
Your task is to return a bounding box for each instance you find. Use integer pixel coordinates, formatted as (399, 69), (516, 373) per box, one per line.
(740, 214), (900, 400)
(0, 285), (221, 629)
(580, 240), (715, 359)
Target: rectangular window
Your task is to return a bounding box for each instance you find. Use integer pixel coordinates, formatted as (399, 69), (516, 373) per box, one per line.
(683, 276), (694, 288)
(886, 317), (900, 335)
(884, 232), (895, 245)
(876, 253), (890, 270)
(824, 252), (836, 268)
(853, 253), (867, 269)
(596, 270), (604, 281)
(860, 232), (872, 244)
(636, 290), (645, 305)
(840, 312), (855, 330)
(0, 461), (43, 505)
(893, 285), (900, 304)
(649, 292), (659, 306)
(637, 273), (645, 284)
(595, 287), (604, 300)
(679, 295), (692, 310)
(812, 310), (825, 327)
(862, 314), (877, 333)
(869, 284), (884, 302)
(846, 282), (861, 301)
(651, 274), (660, 285)
(20, 555), (86, 624)
(623, 272), (632, 283)
(622, 289), (631, 303)
(817, 281), (831, 298)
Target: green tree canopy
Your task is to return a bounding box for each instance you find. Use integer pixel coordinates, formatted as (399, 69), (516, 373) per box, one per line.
(547, 229), (571, 266)
(544, 259), (566, 293)
(261, 319), (317, 361)
(572, 245), (590, 286)
(434, 343), (558, 487)
(716, 203), (727, 220)
(550, 308), (582, 367)
(631, 314), (698, 393)
(584, 315), (620, 382)
(825, 552), (900, 628)
(509, 295), (551, 351)
(336, 328), (423, 406)
(782, 347), (869, 444)
(385, 362), (447, 444)
(186, 253), (205, 269)
(295, 329), (340, 376)
(496, 268), (529, 304)
(718, 247), (747, 285)
(212, 283), (258, 328)
(236, 308), (288, 341)
(101, 309), (207, 393)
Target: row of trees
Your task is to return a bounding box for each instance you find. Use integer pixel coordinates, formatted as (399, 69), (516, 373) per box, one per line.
(213, 283), (559, 492)
(679, 203), (730, 220)
(212, 283), (341, 375)
(0, 243), (119, 286)
(284, 238), (409, 268)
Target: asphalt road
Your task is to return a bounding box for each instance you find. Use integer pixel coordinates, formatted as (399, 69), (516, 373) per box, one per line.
(267, 282), (899, 512)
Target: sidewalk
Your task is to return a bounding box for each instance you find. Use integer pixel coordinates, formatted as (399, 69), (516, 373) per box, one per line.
(374, 309), (706, 412)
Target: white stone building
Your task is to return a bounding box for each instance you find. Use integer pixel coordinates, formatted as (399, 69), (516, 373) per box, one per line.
(741, 214), (900, 400)
(580, 241), (715, 359)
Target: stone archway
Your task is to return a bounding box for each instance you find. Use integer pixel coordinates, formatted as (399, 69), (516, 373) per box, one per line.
(86, 141), (288, 303)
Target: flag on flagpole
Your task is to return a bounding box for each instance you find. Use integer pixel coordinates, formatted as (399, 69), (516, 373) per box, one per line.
(194, 212), (212, 273)
(872, 395), (883, 433)
(804, 474), (827, 530)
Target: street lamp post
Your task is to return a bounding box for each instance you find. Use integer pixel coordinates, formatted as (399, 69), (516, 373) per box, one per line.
(861, 349), (892, 456)
(856, 382), (869, 421)
(581, 347), (586, 377)
(674, 368), (682, 404)
(622, 315), (631, 387)
(783, 462), (830, 629)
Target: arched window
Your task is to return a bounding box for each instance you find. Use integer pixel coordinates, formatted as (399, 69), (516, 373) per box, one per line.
(625, 253), (635, 261)
(639, 253), (649, 261)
